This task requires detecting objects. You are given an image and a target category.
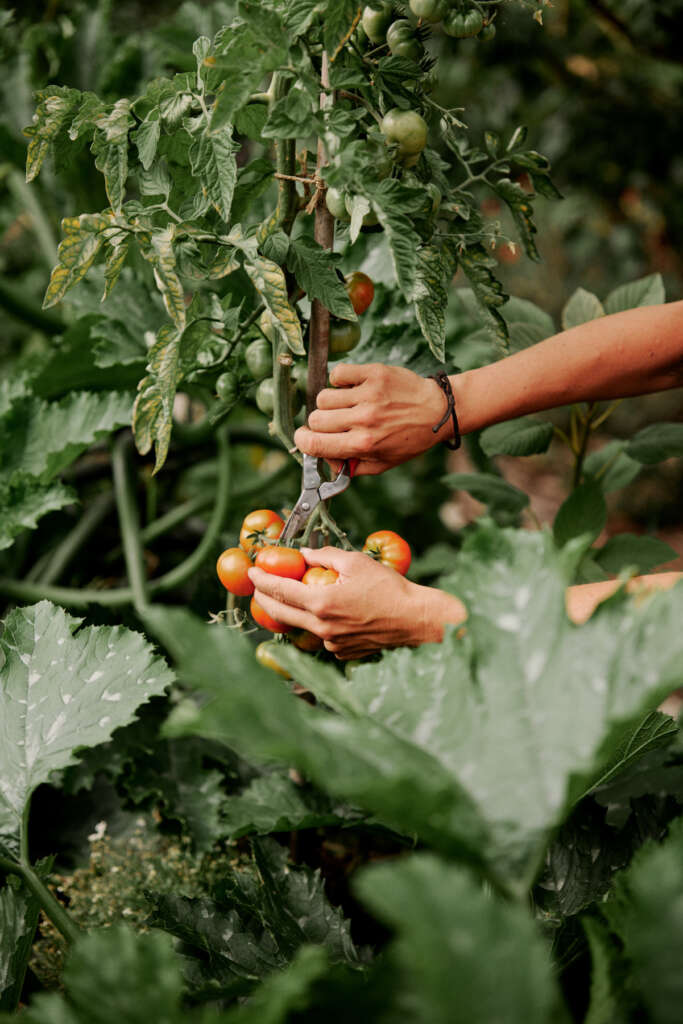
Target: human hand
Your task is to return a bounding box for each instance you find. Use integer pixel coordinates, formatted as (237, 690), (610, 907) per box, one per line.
(248, 545), (466, 659)
(293, 363), (453, 475)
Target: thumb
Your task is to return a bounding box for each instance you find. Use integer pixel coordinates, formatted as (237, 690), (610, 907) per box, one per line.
(300, 546), (363, 575)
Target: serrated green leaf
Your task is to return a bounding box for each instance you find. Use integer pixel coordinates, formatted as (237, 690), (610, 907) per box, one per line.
(561, 287), (605, 330)
(132, 323), (183, 472)
(442, 472), (529, 514)
(323, 0), (360, 56)
(604, 273), (665, 315)
(189, 124), (238, 222)
(413, 245), (456, 362)
(594, 534), (677, 575)
(131, 109), (161, 170)
(286, 238), (355, 321)
(90, 99), (133, 211)
(371, 181), (422, 296)
(219, 946), (329, 1024)
(43, 212), (115, 309)
(103, 233), (130, 299)
(212, 16), (287, 132)
(231, 158), (275, 223)
(138, 226), (186, 329)
(244, 255), (305, 355)
(457, 244), (509, 351)
(147, 837), (362, 977)
(554, 481), (606, 547)
(492, 177), (540, 261)
(626, 422), (683, 465)
(354, 854), (557, 1024)
(24, 86), (82, 183)
(0, 478), (76, 552)
(0, 602), (172, 860)
(480, 416), (554, 457)
(0, 391), (132, 484)
(220, 773), (364, 840)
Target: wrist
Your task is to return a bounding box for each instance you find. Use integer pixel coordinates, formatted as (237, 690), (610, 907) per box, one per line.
(413, 583), (467, 644)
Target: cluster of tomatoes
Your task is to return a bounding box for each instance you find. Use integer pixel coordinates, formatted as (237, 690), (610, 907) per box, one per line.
(366, 1), (495, 42)
(216, 507), (411, 643)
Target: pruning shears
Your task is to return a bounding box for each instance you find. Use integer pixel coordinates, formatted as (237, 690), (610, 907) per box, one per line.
(280, 454), (358, 544)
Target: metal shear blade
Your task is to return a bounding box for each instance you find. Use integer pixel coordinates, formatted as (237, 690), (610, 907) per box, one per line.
(280, 454), (354, 543)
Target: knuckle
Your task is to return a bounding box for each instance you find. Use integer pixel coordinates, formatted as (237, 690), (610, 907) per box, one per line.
(354, 429), (373, 451)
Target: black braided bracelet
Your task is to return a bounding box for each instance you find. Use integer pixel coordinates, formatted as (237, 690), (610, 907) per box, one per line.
(429, 370), (462, 451)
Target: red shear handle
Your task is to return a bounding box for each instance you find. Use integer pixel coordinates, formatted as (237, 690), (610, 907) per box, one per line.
(347, 458), (359, 478)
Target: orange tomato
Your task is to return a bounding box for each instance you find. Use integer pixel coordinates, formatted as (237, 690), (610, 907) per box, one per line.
(239, 509), (284, 553)
(301, 567), (339, 586)
(250, 597), (292, 634)
(216, 547), (254, 596)
(362, 530), (411, 576)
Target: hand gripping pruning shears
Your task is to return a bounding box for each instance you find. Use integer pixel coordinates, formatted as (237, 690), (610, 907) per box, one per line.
(280, 454), (358, 544)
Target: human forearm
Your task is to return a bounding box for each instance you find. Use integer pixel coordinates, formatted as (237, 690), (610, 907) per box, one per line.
(566, 571), (682, 624)
(452, 301), (683, 435)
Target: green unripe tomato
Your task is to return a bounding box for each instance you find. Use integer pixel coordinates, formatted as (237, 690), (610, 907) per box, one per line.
(255, 376), (302, 417)
(381, 108), (429, 158)
(464, 9), (484, 35)
(245, 337), (272, 380)
(409, 0), (448, 22)
(291, 361), (308, 394)
(480, 21), (496, 40)
(215, 371), (238, 403)
(386, 19), (422, 59)
(329, 320), (362, 355)
(255, 641), (292, 679)
(361, 2), (393, 43)
(443, 10), (467, 36)
(255, 377), (275, 415)
(325, 186), (351, 222)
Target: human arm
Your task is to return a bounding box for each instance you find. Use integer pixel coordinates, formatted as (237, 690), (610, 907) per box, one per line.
(249, 547), (682, 659)
(294, 300), (683, 474)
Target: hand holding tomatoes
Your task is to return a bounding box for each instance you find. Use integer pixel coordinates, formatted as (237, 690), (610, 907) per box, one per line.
(248, 546), (466, 659)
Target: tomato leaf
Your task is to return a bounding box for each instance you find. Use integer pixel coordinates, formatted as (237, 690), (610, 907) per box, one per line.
(24, 85), (82, 183)
(413, 245), (456, 362)
(561, 287), (605, 330)
(553, 481), (607, 547)
(188, 123), (239, 222)
(604, 273), (665, 314)
(243, 254), (306, 355)
(626, 422), (683, 465)
(43, 212), (117, 309)
(287, 238), (355, 321)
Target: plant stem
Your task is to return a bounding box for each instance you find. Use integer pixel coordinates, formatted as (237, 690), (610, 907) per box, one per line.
(0, 427), (233, 608)
(572, 402), (597, 489)
(270, 345), (297, 456)
(112, 434), (150, 612)
(307, 51), (334, 419)
(0, 855), (80, 946)
(271, 75), (299, 235)
(39, 491), (115, 585)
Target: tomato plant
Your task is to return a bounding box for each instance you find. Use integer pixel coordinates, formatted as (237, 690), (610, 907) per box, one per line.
(254, 545), (307, 580)
(216, 547), (255, 596)
(240, 510), (284, 554)
(363, 530), (412, 575)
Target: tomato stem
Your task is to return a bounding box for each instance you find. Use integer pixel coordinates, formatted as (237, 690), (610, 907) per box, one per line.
(112, 432), (150, 612)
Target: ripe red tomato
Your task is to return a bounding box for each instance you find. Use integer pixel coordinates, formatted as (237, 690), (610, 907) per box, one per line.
(254, 546), (307, 580)
(239, 509), (284, 553)
(345, 272), (375, 315)
(362, 530), (412, 576)
(302, 567), (339, 586)
(216, 547), (254, 596)
(250, 597), (292, 634)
